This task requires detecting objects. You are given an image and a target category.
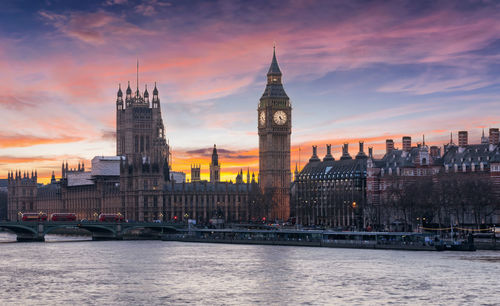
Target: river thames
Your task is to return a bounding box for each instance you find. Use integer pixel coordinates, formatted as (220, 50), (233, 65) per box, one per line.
(0, 233), (499, 305)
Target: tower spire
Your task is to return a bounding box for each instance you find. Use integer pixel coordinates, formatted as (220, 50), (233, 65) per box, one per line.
(267, 44), (282, 76)
(137, 58), (139, 92)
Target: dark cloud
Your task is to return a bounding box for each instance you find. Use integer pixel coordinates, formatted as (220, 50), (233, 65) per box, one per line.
(101, 129), (116, 141)
(185, 147), (256, 160)
(186, 147), (235, 156)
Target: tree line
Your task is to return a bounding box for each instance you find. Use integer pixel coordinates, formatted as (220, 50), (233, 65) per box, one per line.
(380, 173), (499, 231)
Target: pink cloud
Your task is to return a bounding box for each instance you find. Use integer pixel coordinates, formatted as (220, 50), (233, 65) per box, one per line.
(39, 10), (153, 45)
(0, 1), (499, 181)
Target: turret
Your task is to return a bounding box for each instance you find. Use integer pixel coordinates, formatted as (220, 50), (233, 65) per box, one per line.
(210, 144), (220, 183)
(144, 85), (149, 104)
(126, 81), (132, 99)
(117, 84), (123, 109)
(51, 171), (56, 184)
(481, 128), (489, 144)
(211, 144), (219, 166)
(152, 82), (160, 109)
(191, 164), (201, 182)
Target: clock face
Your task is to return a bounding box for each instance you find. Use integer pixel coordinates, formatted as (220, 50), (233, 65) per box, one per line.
(259, 111), (266, 126)
(273, 110), (287, 125)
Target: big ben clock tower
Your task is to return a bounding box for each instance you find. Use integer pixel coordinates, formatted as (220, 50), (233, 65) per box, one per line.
(258, 46), (291, 221)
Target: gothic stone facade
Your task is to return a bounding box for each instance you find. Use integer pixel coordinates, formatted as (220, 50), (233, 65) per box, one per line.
(7, 79), (260, 223)
(7, 49), (294, 222)
(258, 47), (292, 221)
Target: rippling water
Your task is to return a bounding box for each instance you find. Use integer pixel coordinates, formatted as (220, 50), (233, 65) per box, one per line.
(0, 232), (499, 305)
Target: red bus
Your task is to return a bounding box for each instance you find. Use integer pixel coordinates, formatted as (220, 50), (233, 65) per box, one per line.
(50, 213), (77, 222)
(21, 213), (48, 222)
(98, 213), (124, 222)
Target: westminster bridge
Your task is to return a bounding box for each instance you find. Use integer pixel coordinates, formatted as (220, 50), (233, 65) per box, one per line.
(0, 221), (184, 242)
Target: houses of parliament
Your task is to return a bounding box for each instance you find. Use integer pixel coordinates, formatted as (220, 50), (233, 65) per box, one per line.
(6, 48), (292, 223)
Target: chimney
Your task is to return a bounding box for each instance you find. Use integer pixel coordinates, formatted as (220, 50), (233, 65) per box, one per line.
(309, 145), (320, 162)
(355, 141), (367, 159)
(430, 146), (440, 158)
(458, 131), (468, 147)
(402, 136), (411, 152)
(386, 139), (394, 154)
(323, 144), (334, 161)
(340, 143), (352, 160)
(490, 128), (499, 145)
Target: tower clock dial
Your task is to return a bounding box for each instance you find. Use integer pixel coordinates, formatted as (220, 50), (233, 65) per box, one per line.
(259, 111), (266, 126)
(273, 110), (287, 125)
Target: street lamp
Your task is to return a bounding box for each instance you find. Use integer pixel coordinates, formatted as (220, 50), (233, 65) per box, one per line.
(351, 202), (357, 231)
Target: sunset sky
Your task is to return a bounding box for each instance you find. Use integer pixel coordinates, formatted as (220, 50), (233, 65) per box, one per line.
(1, 0), (499, 183)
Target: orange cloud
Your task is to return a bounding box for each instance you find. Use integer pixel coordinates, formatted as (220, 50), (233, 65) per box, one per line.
(0, 134), (84, 148)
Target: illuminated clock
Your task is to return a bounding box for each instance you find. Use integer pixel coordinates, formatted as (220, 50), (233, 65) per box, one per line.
(273, 110), (287, 125)
(259, 111), (266, 126)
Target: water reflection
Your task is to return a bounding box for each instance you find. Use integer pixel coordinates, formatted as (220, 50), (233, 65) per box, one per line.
(0, 233), (498, 305)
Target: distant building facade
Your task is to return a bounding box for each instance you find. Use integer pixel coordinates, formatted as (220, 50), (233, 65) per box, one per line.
(367, 130), (500, 228)
(292, 129), (500, 229)
(291, 143), (368, 228)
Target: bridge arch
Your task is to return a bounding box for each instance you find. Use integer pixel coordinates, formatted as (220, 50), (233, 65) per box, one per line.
(77, 224), (117, 235)
(0, 224), (38, 236)
(43, 224), (83, 235)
